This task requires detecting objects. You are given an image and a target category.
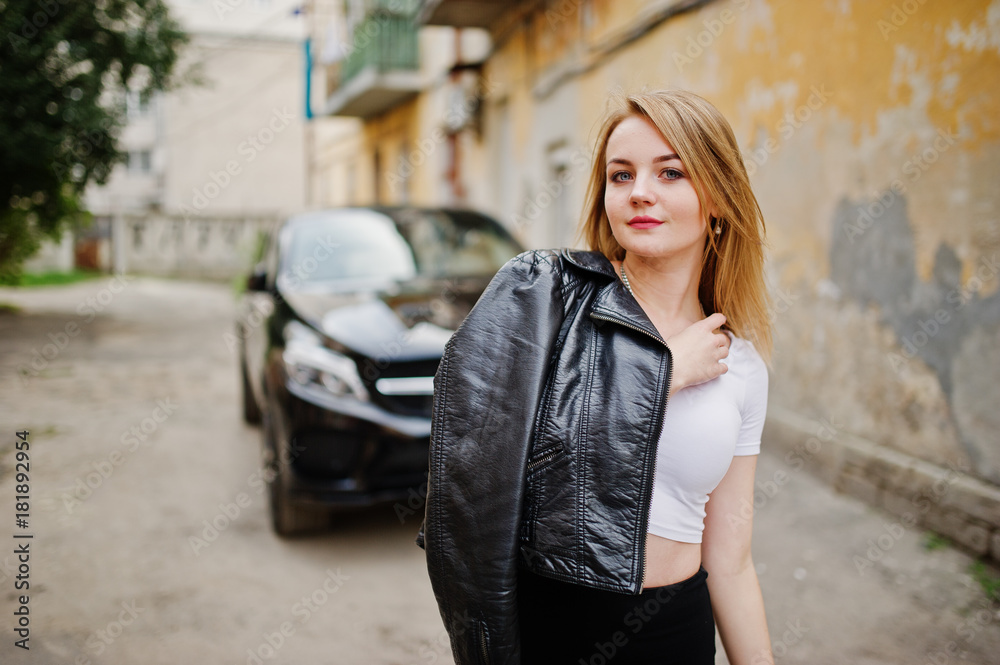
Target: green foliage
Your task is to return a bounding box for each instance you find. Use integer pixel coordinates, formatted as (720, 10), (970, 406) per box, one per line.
(968, 561), (1000, 603)
(232, 229), (270, 298)
(0, 0), (188, 282)
(15, 268), (102, 287)
(922, 531), (951, 551)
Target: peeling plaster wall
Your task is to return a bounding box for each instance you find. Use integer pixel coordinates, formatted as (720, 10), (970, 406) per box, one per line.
(470, 0), (1000, 484)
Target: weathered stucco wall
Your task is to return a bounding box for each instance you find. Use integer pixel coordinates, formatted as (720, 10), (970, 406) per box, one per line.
(473, 0), (1000, 485)
(327, 0), (999, 489)
(662, 0), (1000, 484)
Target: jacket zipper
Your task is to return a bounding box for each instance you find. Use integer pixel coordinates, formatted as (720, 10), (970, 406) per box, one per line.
(526, 446), (562, 473)
(478, 621), (489, 665)
(589, 312), (672, 594)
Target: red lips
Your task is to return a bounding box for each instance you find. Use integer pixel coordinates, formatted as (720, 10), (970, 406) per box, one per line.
(628, 215), (663, 229)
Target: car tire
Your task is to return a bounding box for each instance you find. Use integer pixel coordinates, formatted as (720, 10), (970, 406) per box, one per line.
(269, 469), (330, 537)
(261, 400), (329, 537)
(240, 354), (262, 425)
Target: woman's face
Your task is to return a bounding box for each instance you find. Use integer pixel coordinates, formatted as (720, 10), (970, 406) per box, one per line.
(604, 115), (715, 263)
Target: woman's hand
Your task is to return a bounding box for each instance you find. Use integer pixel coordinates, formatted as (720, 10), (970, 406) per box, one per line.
(666, 313), (729, 395)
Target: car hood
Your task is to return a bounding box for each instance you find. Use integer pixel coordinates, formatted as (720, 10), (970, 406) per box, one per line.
(281, 277), (490, 360)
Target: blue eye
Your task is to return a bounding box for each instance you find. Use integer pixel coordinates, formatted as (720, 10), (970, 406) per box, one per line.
(662, 168), (684, 179)
(610, 171), (632, 183)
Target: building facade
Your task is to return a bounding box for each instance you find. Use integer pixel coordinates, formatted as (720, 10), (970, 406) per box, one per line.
(80, 0), (319, 278)
(317, 0), (1000, 558)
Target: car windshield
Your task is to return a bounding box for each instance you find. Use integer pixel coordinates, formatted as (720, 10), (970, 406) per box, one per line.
(280, 209), (521, 285)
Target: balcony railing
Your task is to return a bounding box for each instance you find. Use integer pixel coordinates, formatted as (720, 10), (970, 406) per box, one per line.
(325, 3), (423, 117)
(341, 12), (419, 83)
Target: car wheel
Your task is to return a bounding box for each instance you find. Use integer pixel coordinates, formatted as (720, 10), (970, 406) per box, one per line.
(269, 468), (330, 537)
(240, 352), (262, 425)
(262, 400), (328, 537)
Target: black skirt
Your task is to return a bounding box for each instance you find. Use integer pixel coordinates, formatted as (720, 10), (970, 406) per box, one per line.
(518, 566), (715, 665)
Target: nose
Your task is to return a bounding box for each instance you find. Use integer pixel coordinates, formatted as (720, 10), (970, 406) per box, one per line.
(629, 172), (655, 206)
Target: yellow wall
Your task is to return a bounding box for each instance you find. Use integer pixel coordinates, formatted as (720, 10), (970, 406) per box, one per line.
(463, 0), (1000, 482)
(320, 0), (1000, 481)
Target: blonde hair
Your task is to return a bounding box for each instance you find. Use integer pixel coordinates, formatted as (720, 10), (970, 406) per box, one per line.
(578, 89), (772, 359)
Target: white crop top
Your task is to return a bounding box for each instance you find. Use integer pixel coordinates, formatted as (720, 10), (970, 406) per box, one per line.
(647, 334), (768, 544)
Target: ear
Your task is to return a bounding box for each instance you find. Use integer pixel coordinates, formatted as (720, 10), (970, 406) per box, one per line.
(699, 187), (721, 223)
(705, 200), (721, 222)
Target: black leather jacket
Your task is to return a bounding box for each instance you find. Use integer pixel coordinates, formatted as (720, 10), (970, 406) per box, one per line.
(419, 248), (674, 665)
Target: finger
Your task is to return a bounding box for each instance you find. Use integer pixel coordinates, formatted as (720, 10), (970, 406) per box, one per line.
(700, 312), (726, 330)
(707, 359), (727, 379)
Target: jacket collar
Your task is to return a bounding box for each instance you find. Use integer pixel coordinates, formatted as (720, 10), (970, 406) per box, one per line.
(560, 249), (666, 345)
(560, 248), (617, 278)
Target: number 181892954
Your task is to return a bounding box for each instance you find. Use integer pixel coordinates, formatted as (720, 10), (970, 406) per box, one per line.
(13, 430), (31, 651)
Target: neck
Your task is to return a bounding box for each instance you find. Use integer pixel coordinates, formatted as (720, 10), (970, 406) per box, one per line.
(622, 250), (704, 323)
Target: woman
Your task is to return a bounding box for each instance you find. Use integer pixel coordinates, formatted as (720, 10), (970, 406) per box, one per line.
(419, 90), (774, 664)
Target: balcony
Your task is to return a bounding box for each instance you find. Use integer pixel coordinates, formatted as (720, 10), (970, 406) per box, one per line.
(417, 0), (513, 28)
(324, 7), (422, 118)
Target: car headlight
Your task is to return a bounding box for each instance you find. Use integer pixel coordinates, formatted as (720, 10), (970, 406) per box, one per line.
(282, 321), (369, 401)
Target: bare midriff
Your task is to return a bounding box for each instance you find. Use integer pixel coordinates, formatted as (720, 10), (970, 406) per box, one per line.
(642, 532), (702, 589)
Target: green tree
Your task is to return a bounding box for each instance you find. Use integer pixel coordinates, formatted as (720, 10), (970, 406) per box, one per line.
(0, 0), (188, 283)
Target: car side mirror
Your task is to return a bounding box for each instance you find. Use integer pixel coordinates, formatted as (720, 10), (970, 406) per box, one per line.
(246, 267), (268, 292)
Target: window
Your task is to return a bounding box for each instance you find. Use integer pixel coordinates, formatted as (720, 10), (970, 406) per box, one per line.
(279, 208), (521, 287)
(125, 150), (153, 174)
(126, 91), (151, 119)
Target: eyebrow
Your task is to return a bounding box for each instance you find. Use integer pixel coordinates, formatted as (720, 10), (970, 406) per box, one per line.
(606, 154), (680, 167)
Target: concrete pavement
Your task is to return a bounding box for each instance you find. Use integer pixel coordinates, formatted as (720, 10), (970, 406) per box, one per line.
(0, 276), (997, 664)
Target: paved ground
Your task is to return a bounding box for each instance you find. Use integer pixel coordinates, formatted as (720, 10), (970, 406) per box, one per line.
(0, 275), (997, 665)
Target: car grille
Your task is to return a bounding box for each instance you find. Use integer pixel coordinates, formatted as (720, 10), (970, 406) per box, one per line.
(360, 358), (439, 417)
(291, 428), (363, 479)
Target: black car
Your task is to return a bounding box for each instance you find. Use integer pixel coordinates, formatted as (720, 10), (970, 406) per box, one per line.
(237, 206), (523, 535)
